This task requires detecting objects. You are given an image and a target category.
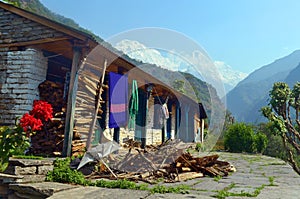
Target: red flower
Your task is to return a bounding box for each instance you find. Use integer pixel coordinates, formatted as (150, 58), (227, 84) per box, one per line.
(30, 100), (53, 121)
(20, 113), (43, 132)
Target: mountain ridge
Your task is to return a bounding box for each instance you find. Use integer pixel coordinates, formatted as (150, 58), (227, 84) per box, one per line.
(227, 50), (300, 122)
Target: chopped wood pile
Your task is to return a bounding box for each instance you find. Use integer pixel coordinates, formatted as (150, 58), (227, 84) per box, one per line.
(87, 139), (235, 183)
(29, 81), (66, 156)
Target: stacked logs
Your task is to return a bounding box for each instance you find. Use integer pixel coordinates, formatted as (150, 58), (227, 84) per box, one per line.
(29, 81), (66, 156)
(92, 140), (235, 183)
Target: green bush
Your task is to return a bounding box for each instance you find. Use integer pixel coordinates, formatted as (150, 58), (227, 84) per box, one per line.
(0, 125), (30, 172)
(224, 123), (268, 153)
(46, 158), (89, 185)
(254, 132), (268, 153)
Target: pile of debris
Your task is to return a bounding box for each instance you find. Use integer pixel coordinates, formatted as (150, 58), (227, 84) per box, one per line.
(85, 140), (235, 183)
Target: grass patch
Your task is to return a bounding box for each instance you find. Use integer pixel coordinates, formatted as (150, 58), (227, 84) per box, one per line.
(263, 162), (286, 166)
(46, 158), (192, 194)
(150, 184), (191, 194)
(243, 156), (262, 164)
(268, 176), (277, 186)
(213, 175), (222, 182)
(192, 179), (204, 186)
(213, 183), (265, 199)
(11, 155), (44, 160)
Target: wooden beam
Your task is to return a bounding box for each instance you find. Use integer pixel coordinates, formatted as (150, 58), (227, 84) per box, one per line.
(0, 37), (71, 48)
(201, 119), (205, 143)
(62, 46), (82, 157)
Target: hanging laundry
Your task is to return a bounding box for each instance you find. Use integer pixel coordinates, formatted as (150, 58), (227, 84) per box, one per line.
(129, 80), (139, 130)
(109, 72), (128, 128)
(162, 103), (169, 119)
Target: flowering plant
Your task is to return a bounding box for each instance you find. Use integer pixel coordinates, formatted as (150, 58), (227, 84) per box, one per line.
(20, 113), (43, 136)
(20, 100), (53, 135)
(30, 100), (53, 122)
(0, 100), (53, 172)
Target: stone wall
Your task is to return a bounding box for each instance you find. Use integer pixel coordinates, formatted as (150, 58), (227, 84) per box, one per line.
(0, 7), (66, 45)
(4, 158), (54, 183)
(0, 48), (48, 126)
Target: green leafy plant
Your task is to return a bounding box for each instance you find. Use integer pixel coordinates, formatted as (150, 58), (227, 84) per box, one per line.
(0, 125), (30, 172)
(46, 158), (89, 185)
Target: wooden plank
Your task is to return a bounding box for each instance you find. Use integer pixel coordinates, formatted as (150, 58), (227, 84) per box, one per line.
(62, 47), (82, 157)
(177, 172), (203, 181)
(86, 59), (107, 150)
(0, 37), (70, 48)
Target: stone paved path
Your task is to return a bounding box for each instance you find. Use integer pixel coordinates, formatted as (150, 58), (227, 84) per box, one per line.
(46, 152), (300, 198)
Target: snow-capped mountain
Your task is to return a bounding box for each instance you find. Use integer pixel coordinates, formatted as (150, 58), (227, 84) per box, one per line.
(114, 39), (247, 94)
(214, 61), (248, 93)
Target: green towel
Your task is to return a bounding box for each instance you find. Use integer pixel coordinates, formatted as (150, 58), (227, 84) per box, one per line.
(129, 80), (139, 129)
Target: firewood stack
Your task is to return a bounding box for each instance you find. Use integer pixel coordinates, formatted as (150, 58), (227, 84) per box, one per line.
(72, 69), (107, 156)
(38, 80), (66, 113)
(29, 80), (66, 156)
(95, 139), (235, 183)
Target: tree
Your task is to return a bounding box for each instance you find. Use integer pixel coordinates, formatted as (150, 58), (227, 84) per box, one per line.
(261, 82), (300, 175)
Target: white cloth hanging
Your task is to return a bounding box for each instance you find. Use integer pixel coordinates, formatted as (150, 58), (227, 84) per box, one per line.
(162, 103), (169, 119)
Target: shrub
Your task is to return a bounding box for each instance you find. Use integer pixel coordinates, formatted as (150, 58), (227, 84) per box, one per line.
(224, 122), (268, 153)
(224, 123), (255, 153)
(254, 132), (268, 153)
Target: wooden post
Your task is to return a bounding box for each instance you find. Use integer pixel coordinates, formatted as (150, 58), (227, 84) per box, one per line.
(175, 103), (180, 139)
(62, 46), (82, 157)
(185, 104), (190, 142)
(201, 119), (204, 143)
(141, 90), (150, 148)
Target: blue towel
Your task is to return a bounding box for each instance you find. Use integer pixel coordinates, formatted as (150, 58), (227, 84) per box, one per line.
(109, 72), (128, 128)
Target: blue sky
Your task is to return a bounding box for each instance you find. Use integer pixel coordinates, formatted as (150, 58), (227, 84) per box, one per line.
(40, 0), (300, 74)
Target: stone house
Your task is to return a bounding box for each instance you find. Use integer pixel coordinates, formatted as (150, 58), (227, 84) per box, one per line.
(0, 2), (207, 156)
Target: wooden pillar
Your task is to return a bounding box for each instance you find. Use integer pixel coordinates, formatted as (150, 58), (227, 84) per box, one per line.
(62, 46), (82, 157)
(175, 103), (180, 139)
(185, 105), (190, 142)
(201, 119), (205, 143)
(161, 122), (166, 143)
(166, 102), (172, 139)
(141, 90), (148, 148)
(113, 127), (120, 143)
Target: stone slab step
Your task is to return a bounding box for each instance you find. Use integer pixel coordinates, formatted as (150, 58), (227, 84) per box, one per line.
(9, 182), (78, 198)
